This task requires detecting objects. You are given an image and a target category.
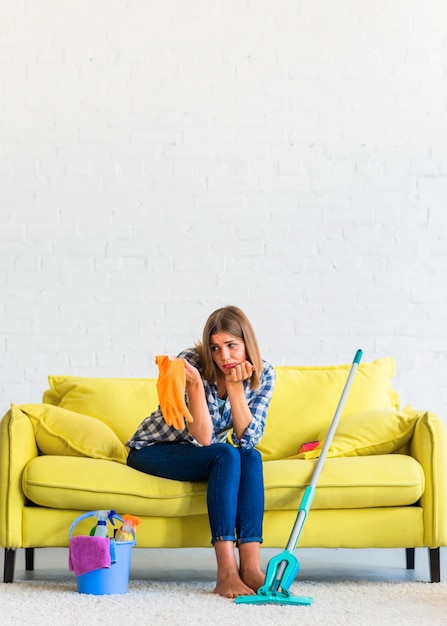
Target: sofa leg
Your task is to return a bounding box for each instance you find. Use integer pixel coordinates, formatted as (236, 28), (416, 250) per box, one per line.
(25, 548), (35, 571)
(3, 548), (16, 583)
(429, 547), (441, 583)
(406, 548), (415, 570)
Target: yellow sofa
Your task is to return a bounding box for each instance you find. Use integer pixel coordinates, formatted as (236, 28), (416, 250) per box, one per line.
(1, 356), (447, 583)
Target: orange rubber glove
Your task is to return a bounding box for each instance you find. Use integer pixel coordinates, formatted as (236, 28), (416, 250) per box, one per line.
(155, 355), (194, 430)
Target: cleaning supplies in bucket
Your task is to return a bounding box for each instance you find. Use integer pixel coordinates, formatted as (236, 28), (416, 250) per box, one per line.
(89, 509), (116, 537)
(114, 514), (141, 541)
(69, 511), (139, 595)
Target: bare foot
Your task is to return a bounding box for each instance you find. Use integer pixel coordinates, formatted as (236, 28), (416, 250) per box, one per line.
(239, 568), (265, 593)
(213, 573), (256, 599)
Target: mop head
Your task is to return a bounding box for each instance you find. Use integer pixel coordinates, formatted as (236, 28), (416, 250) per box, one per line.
(235, 548), (313, 606)
(235, 590), (313, 606)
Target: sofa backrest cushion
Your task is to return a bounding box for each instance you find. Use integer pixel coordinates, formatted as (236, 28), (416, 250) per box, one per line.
(292, 408), (417, 460)
(257, 357), (400, 461)
(42, 356), (399, 460)
(17, 403), (129, 463)
(43, 376), (159, 443)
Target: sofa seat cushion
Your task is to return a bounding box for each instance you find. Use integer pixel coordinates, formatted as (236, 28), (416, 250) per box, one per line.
(23, 454), (423, 517)
(23, 456), (209, 517)
(263, 455), (424, 510)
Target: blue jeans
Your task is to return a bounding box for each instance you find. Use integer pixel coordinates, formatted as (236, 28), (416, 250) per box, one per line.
(127, 443), (264, 545)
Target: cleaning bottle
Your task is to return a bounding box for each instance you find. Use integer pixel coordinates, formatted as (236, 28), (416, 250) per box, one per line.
(115, 514), (141, 542)
(89, 510), (116, 538)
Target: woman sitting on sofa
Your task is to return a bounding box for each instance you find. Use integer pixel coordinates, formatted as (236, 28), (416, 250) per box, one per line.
(126, 305), (276, 598)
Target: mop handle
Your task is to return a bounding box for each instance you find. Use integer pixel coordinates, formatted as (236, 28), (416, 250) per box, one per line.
(309, 348), (363, 490)
(285, 349), (363, 553)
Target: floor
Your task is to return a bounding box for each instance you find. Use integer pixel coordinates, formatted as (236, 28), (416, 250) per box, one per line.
(1, 546), (445, 585)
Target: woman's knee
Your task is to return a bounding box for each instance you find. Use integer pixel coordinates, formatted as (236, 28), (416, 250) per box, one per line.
(209, 443), (241, 478)
(239, 446), (262, 467)
(212, 443), (240, 464)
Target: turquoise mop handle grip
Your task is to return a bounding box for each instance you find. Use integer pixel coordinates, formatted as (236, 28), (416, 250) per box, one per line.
(353, 349), (363, 364)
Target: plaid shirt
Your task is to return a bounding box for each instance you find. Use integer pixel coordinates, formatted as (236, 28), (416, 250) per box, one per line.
(126, 348), (276, 450)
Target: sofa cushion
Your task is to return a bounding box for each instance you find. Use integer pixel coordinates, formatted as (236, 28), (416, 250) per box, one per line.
(18, 403), (128, 464)
(263, 455), (424, 510)
(257, 357), (400, 461)
(42, 376), (160, 442)
(23, 456), (209, 517)
(22, 453), (423, 516)
(295, 408), (417, 459)
(43, 358), (399, 460)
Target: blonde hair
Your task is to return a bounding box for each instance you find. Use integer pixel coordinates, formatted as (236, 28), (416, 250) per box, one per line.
(196, 305), (262, 389)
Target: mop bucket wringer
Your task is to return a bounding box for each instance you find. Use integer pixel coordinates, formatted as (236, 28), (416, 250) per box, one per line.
(69, 511), (136, 595)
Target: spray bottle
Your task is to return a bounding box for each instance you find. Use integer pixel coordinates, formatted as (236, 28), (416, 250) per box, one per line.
(89, 510), (116, 538)
(115, 514), (141, 542)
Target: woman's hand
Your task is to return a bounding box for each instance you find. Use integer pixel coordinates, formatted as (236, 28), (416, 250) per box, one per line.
(224, 360), (255, 385)
(224, 361), (255, 441)
(182, 359), (213, 445)
(183, 358), (202, 387)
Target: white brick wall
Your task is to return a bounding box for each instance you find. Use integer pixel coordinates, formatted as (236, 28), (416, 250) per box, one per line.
(1, 1), (447, 421)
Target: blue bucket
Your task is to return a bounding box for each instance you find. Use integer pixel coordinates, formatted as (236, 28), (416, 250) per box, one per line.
(69, 512), (136, 595)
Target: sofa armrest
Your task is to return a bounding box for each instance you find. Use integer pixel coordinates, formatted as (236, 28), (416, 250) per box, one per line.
(409, 409), (447, 546)
(0, 405), (38, 547)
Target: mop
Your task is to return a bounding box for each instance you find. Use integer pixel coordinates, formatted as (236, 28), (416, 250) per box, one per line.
(236, 349), (363, 606)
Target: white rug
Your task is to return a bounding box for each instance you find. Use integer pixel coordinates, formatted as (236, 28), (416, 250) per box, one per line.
(1, 579), (447, 625)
